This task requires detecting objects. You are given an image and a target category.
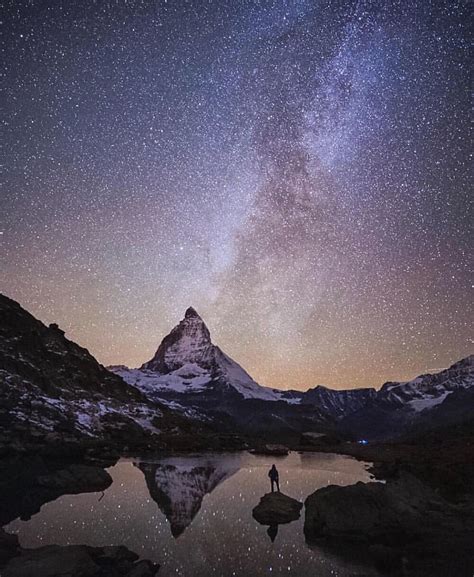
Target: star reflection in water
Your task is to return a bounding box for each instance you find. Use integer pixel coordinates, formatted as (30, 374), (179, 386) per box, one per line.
(6, 452), (377, 577)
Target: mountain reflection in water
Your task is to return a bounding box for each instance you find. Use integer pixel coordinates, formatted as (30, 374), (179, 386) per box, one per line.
(137, 457), (240, 537)
(6, 452), (377, 577)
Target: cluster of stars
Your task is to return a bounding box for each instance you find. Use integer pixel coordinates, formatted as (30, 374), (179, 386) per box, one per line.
(1, 0), (471, 389)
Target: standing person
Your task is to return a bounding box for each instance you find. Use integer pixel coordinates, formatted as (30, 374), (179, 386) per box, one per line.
(268, 464), (280, 492)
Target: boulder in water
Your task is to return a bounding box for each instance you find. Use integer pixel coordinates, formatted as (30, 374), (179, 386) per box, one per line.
(253, 492), (302, 525)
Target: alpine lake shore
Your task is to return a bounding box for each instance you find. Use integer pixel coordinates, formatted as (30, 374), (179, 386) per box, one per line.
(1, 426), (473, 577)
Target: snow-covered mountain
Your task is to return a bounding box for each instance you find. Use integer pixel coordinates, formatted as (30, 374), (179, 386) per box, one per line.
(339, 355), (474, 439)
(114, 307), (300, 404)
(137, 456), (239, 537)
(378, 355), (474, 411)
(111, 307), (473, 439)
(301, 355), (473, 424)
(3, 291), (470, 446)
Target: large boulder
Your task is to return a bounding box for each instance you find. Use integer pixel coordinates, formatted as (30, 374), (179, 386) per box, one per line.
(305, 482), (405, 542)
(304, 473), (453, 544)
(253, 492), (302, 525)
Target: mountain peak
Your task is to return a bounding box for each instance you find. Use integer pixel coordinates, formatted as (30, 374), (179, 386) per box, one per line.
(141, 307), (213, 372)
(185, 306), (201, 319)
(134, 308), (295, 402)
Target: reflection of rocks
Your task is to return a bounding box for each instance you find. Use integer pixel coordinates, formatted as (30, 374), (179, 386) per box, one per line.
(0, 456), (113, 526)
(138, 457), (239, 537)
(253, 492), (302, 525)
(0, 456), (160, 576)
(304, 472), (474, 576)
(37, 464), (112, 493)
(266, 525), (278, 542)
(1, 543), (159, 577)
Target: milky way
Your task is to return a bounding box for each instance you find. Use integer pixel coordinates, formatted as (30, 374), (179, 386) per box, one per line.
(2, 1), (472, 390)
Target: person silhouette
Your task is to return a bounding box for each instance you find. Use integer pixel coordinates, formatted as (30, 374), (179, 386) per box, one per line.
(268, 464), (280, 492)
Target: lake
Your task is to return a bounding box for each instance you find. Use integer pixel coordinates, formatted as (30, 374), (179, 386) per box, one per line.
(6, 451), (378, 577)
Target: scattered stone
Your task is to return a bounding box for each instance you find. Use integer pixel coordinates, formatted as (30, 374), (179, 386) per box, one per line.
(252, 492), (302, 525)
(250, 444), (289, 456)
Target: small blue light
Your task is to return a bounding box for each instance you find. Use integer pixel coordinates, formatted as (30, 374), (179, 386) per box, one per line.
(357, 439), (369, 445)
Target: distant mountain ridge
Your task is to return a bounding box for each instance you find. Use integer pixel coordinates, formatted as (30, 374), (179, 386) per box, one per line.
(1, 293), (472, 444)
(111, 306), (473, 439)
(339, 355), (474, 439)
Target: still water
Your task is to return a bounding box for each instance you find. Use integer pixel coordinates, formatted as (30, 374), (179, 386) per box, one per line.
(7, 451), (378, 577)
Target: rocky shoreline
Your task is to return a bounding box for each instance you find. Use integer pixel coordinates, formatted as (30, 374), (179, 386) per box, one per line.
(1, 438), (473, 576)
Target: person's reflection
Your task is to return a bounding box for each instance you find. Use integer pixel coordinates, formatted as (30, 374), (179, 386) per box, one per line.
(267, 524), (278, 542)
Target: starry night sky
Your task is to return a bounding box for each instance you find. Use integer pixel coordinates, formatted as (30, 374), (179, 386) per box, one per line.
(2, 0), (472, 390)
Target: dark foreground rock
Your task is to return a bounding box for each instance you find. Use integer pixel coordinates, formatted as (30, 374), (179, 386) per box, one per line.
(0, 529), (20, 565)
(1, 543), (159, 577)
(0, 457), (160, 576)
(0, 457), (114, 526)
(253, 492), (302, 525)
(304, 472), (474, 576)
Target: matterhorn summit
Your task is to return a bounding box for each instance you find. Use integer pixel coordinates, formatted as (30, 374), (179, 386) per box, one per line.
(142, 307), (215, 373)
(113, 307), (295, 403)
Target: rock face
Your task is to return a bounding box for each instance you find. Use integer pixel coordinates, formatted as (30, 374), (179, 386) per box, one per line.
(142, 307), (215, 373)
(252, 492), (302, 525)
(304, 471), (474, 576)
(304, 472), (461, 543)
(0, 294), (139, 402)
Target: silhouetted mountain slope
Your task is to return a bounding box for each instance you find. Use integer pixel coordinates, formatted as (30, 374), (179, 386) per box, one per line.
(0, 294), (162, 446)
